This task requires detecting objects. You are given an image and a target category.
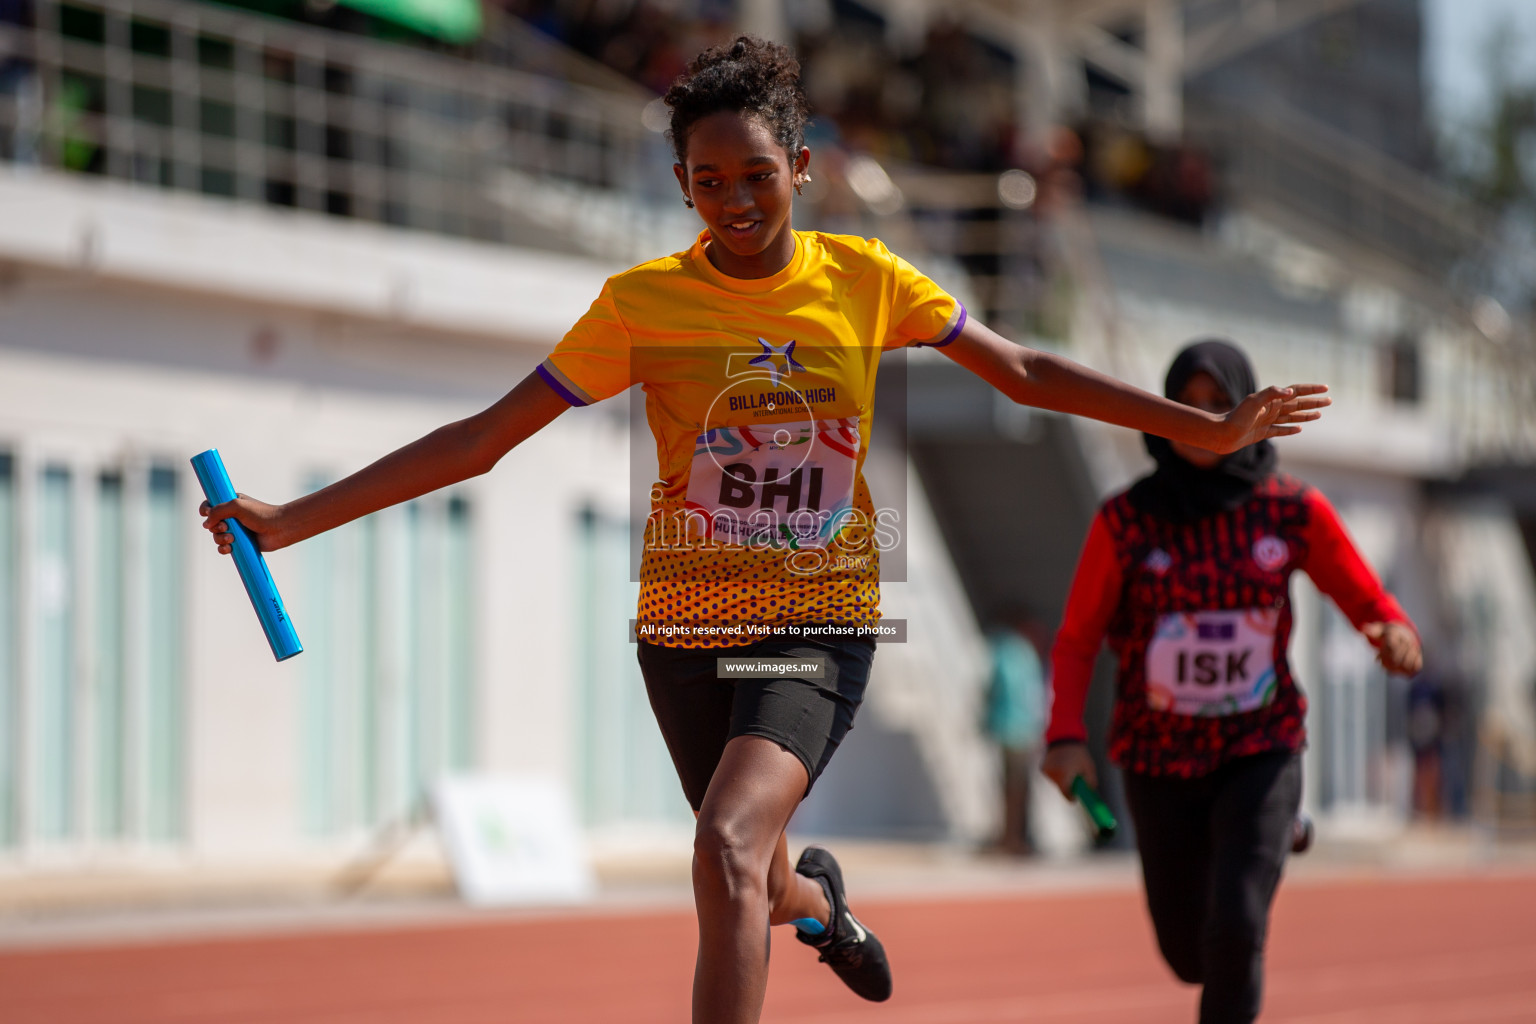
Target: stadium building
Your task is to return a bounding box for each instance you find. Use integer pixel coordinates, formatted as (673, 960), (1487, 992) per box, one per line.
(0, 0), (1532, 895)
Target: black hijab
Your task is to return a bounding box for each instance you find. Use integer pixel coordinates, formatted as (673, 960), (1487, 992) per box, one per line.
(1126, 339), (1277, 522)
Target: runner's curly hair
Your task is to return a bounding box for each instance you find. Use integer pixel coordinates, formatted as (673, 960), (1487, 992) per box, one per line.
(664, 36), (811, 164)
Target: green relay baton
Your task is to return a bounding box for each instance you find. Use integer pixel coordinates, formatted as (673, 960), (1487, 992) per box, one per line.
(1071, 776), (1118, 840)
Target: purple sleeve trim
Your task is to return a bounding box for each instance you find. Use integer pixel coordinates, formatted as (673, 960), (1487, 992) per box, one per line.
(912, 303), (967, 349)
(536, 362), (589, 407)
(932, 303), (967, 347)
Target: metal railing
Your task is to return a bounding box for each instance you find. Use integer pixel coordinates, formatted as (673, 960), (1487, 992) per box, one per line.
(1187, 99), (1488, 288)
(0, 0), (1085, 338)
(0, 0), (662, 245)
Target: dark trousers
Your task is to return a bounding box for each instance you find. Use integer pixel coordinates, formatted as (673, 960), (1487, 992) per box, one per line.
(1123, 751), (1301, 1024)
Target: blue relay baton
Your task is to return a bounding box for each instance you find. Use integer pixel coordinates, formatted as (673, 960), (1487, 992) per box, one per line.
(190, 449), (303, 662)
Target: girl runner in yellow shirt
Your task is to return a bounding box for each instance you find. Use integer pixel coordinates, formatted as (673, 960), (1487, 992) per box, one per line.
(201, 36), (1329, 1024)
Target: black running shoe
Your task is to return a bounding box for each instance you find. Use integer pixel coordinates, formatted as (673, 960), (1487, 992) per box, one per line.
(794, 846), (893, 1002)
(1291, 813), (1315, 855)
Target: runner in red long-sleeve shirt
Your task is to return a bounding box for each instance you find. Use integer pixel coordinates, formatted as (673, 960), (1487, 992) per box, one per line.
(1041, 340), (1421, 1024)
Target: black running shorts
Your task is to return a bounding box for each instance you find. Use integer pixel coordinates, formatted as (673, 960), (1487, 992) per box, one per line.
(637, 634), (876, 811)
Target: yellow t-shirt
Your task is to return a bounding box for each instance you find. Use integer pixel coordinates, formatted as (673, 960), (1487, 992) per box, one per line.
(538, 229), (964, 647)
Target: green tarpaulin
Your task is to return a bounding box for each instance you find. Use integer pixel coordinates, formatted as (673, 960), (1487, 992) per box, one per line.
(336, 0), (482, 43)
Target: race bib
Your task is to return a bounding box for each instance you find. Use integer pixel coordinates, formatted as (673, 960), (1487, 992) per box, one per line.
(684, 418), (860, 549)
(1144, 608), (1279, 717)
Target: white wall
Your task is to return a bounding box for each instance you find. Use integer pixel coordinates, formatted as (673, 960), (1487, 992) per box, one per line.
(0, 329), (638, 862)
(0, 170), (636, 865)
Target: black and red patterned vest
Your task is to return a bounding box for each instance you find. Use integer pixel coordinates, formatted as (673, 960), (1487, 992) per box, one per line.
(1101, 474), (1312, 777)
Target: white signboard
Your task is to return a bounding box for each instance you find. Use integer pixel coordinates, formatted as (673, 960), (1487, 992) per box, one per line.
(434, 775), (596, 907)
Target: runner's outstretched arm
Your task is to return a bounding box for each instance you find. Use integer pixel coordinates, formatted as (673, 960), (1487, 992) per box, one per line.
(200, 370), (570, 554)
(1300, 488), (1424, 676)
(939, 317), (1330, 453)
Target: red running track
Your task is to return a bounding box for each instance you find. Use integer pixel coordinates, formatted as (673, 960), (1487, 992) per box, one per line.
(4, 871), (1536, 1023)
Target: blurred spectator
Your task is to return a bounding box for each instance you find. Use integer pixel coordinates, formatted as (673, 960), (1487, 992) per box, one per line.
(1031, 125), (1084, 214)
(0, 0), (36, 164)
(982, 611), (1048, 856)
(0, 0), (31, 31)
(795, 15), (1017, 172)
(491, 0), (1214, 231)
(1440, 673), (1475, 819)
(1080, 118), (1216, 225)
(1408, 672), (1447, 818)
(495, 0), (730, 95)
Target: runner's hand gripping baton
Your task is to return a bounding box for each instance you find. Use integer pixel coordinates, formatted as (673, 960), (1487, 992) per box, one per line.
(190, 449), (303, 662)
(1071, 775), (1118, 840)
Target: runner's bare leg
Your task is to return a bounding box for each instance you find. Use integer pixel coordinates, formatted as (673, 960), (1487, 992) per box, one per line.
(692, 736), (831, 1024)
